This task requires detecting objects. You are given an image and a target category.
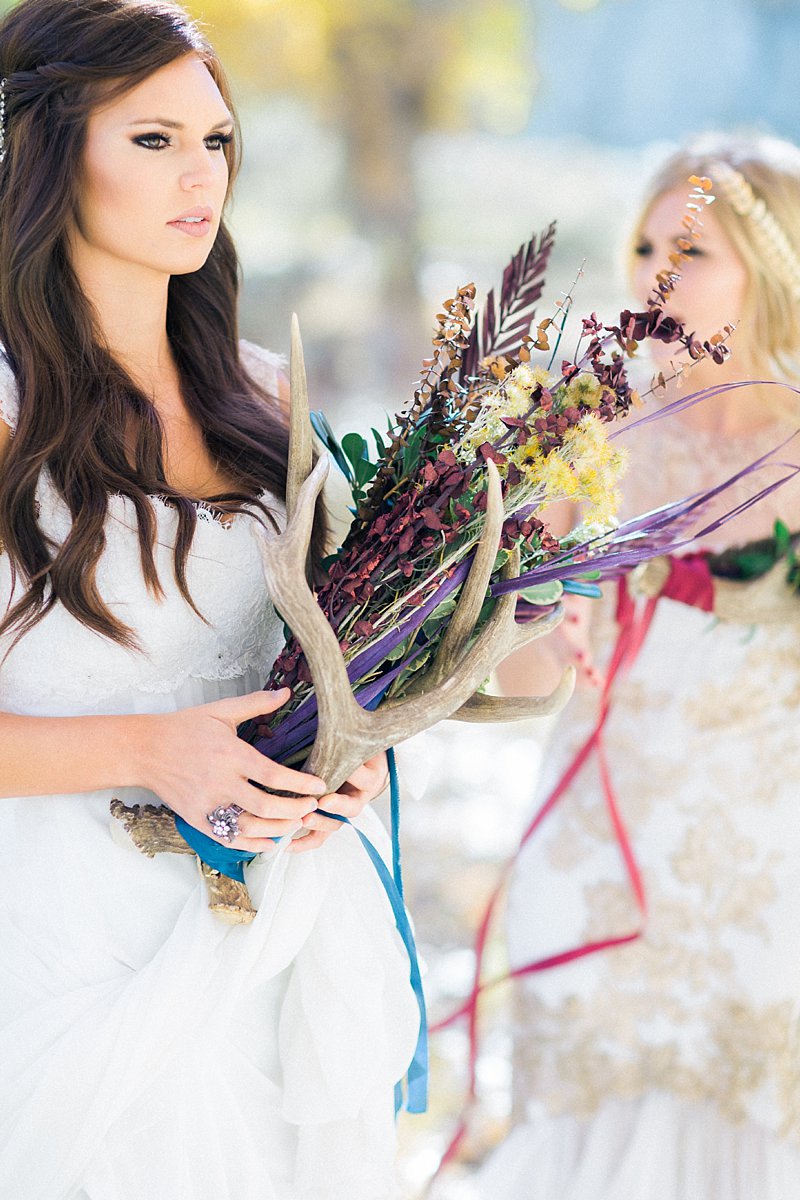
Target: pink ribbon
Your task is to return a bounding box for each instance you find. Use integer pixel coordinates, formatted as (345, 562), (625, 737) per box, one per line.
(428, 579), (658, 1175)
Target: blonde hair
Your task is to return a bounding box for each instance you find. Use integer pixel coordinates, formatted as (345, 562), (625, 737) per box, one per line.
(631, 133), (800, 390)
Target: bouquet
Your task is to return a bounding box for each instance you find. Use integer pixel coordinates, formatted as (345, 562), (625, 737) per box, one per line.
(243, 177), (738, 769)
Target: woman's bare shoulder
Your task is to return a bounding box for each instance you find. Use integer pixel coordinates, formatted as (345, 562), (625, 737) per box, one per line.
(239, 339), (287, 398)
(0, 347), (17, 468)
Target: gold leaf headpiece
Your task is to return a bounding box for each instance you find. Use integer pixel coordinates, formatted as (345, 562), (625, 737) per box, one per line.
(709, 160), (800, 301)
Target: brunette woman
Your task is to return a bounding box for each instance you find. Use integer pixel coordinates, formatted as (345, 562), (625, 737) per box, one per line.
(0, 3), (418, 1197)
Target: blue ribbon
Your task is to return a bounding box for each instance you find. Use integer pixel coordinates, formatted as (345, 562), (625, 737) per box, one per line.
(174, 815), (254, 882)
(563, 580), (603, 598)
(322, 802), (429, 1114)
(176, 747), (428, 1114)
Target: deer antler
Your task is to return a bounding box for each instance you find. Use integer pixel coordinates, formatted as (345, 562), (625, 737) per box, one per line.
(254, 317), (575, 793)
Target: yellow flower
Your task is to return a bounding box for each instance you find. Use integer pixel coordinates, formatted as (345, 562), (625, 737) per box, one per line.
(537, 453), (579, 500)
(566, 372), (603, 408)
(508, 439), (543, 479)
(503, 381), (529, 417)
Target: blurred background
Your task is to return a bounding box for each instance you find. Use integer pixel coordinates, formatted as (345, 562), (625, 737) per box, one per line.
(8, 0), (798, 1192)
(181, 0), (800, 1194)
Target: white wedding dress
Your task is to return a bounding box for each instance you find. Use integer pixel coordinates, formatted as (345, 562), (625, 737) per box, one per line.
(470, 412), (800, 1199)
(0, 343), (420, 1200)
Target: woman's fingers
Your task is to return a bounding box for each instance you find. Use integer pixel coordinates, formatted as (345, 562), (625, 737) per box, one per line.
(234, 811), (305, 843)
(208, 687), (292, 727)
(234, 784), (316, 822)
(316, 788), (364, 819)
(347, 753), (389, 792)
(238, 742), (327, 798)
(285, 828), (332, 853)
(302, 809), (346, 833)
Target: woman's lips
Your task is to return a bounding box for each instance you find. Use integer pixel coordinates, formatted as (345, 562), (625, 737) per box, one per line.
(168, 217), (211, 238)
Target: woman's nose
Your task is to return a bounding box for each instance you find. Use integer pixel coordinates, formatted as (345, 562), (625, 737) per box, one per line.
(180, 149), (217, 190)
(631, 263), (652, 308)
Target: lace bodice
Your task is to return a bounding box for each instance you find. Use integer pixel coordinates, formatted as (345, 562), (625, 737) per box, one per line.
(0, 342), (287, 714)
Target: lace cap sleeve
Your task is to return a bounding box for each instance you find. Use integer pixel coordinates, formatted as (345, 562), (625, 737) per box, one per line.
(239, 339), (286, 400)
(0, 346), (19, 434)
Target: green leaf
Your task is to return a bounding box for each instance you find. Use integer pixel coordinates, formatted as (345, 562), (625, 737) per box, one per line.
(354, 459), (378, 488)
(518, 581), (564, 605)
(774, 518), (791, 558)
(736, 550), (777, 578)
(310, 410), (354, 483)
(421, 595), (458, 639)
(342, 431), (369, 471)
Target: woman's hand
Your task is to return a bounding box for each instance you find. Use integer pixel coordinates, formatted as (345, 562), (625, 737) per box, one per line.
(288, 752), (390, 854)
(134, 688), (327, 851)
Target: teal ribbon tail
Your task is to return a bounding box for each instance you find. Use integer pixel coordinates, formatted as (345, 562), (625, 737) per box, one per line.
(174, 816), (256, 883)
(320, 749), (429, 1115)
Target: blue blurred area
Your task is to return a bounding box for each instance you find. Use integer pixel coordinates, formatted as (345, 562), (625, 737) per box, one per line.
(529, 0), (800, 144)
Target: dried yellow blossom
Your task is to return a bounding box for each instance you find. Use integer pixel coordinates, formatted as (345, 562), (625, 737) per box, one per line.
(566, 372), (603, 408)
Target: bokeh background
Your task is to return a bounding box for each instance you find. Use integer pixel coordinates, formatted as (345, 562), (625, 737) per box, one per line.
(6, 0), (799, 1193)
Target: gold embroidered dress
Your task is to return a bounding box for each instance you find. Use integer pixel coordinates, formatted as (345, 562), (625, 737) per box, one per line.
(476, 410), (800, 1199)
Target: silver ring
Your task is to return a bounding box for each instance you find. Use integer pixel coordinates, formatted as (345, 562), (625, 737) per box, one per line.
(206, 803), (244, 843)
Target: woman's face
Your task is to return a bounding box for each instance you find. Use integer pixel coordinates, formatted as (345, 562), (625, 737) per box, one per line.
(70, 53), (232, 280)
(631, 185), (750, 365)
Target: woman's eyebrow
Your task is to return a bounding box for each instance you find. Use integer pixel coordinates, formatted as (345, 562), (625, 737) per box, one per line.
(126, 116), (234, 131)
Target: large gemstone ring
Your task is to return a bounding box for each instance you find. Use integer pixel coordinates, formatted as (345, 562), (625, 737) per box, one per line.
(206, 803), (244, 843)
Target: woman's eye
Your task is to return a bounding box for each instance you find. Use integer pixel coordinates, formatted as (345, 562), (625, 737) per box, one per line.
(133, 133), (170, 151)
(681, 245), (703, 257)
(206, 132), (233, 152)
(634, 242), (652, 257)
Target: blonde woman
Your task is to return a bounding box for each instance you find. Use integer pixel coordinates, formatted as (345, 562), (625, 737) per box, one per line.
(476, 135), (800, 1199)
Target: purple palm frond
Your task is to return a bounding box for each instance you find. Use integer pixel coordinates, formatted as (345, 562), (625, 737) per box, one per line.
(459, 223), (557, 384)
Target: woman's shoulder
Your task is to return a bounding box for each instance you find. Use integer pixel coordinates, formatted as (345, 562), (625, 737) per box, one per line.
(239, 338), (286, 400)
(0, 344), (18, 434)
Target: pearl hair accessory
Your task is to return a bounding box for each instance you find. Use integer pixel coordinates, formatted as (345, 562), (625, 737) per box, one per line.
(0, 78), (6, 164)
(709, 159), (800, 301)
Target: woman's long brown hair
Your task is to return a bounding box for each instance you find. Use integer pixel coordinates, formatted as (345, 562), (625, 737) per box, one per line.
(0, 0), (325, 652)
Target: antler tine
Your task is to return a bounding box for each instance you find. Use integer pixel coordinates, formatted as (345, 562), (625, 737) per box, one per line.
(257, 316), (370, 788)
(447, 546), (576, 721)
(449, 666), (576, 723)
(374, 547), (574, 735)
(425, 459), (504, 688)
(287, 313), (314, 521)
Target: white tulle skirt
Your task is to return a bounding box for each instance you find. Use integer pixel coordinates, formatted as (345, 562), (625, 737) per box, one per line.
(0, 671), (420, 1200)
(467, 1093), (800, 1200)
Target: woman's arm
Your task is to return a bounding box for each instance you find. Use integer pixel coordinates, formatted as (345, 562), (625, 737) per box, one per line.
(0, 690), (328, 850)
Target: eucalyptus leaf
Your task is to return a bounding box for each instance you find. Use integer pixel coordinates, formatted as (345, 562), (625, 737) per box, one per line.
(519, 581), (565, 605)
